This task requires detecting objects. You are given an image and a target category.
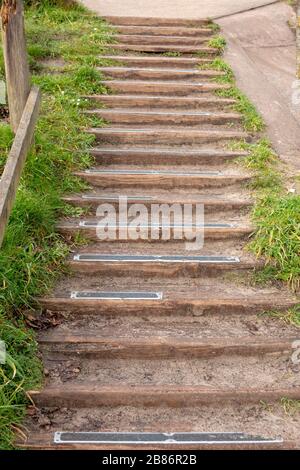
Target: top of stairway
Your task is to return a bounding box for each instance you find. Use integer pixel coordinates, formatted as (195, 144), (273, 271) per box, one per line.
(81, 1), (279, 21)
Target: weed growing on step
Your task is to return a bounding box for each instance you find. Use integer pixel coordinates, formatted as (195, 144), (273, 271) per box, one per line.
(261, 306), (300, 328)
(163, 51), (181, 57)
(207, 36), (226, 52)
(0, 1), (114, 449)
(207, 22), (220, 33)
(281, 397), (300, 415)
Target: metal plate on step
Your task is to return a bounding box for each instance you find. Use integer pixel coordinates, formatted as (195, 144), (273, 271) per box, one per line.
(79, 221), (236, 229)
(102, 110), (213, 117)
(85, 169), (221, 176)
(82, 195), (154, 201)
(70, 291), (163, 300)
(93, 148), (230, 156)
(100, 67), (213, 74)
(54, 431), (283, 445)
(73, 254), (240, 263)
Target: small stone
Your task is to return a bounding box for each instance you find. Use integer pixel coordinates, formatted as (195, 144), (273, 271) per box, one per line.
(38, 415), (51, 427)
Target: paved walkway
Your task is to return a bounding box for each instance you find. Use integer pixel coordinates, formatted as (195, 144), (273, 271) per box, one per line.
(80, 0), (279, 19)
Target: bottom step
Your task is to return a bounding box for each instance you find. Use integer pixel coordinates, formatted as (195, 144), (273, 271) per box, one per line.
(19, 434), (299, 450)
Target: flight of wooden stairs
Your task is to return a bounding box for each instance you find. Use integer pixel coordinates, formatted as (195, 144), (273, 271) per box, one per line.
(21, 16), (300, 450)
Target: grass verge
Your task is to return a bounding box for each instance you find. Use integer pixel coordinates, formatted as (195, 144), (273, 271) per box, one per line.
(201, 55), (300, 294)
(0, 0), (114, 449)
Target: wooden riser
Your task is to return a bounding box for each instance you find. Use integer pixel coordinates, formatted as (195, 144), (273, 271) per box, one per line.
(67, 259), (257, 278)
(57, 224), (253, 242)
(89, 147), (247, 166)
(39, 335), (296, 359)
(40, 296), (295, 317)
(98, 66), (225, 80)
(116, 34), (213, 46)
(102, 80), (230, 95)
(84, 94), (237, 110)
(86, 109), (242, 126)
(113, 26), (214, 37)
(74, 171), (250, 189)
(111, 44), (218, 54)
(29, 385), (300, 408)
(97, 55), (212, 68)
(87, 128), (249, 145)
(63, 194), (252, 212)
(103, 16), (211, 27)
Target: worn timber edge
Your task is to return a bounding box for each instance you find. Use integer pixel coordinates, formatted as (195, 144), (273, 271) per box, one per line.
(0, 85), (41, 247)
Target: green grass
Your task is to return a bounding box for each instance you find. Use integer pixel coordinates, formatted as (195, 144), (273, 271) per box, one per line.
(199, 51), (299, 293)
(199, 58), (264, 132)
(208, 36), (226, 52)
(163, 51), (181, 57)
(261, 306), (300, 328)
(207, 22), (220, 33)
(230, 139), (300, 291)
(0, 1), (114, 449)
(281, 397), (300, 415)
(0, 319), (42, 448)
(218, 86), (265, 132)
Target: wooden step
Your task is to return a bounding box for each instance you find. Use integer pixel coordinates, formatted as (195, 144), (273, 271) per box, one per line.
(57, 220), (253, 241)
(86, 109), (241, 126)
(98, 66), (224, 80)
(87, 127), (249, 145)
(29, 384), (300, 408)
(113, 25), (214, 37)
(103, 16), (211, 27)
(74, 168), (250, 189)
(63, 193), (252, 211)
(20, 434), (298, 450)
(68, 253), (257, 277)
(115, 34), (213, 46)
(101, 80), (230, 95)
(84, 94), (237, 110)
(98, 55), (212, 68)
(88, 148), (247, 169)
(88, 147), (248, 165)
(39, 334), (298, 359)
(111, 44), (218, 54)
(40, 292), (294, 316)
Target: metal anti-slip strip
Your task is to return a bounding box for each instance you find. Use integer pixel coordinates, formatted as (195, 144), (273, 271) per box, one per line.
(70, 291), (163, 300)
(101, 110), (213, 117)
(92, 148), (230, 155)
(73, 254), (240, 263)
(85, 169), (221, 176)
(82, 195), (154, 201)
(54, 431), (283, 445)
(100, 67), (212, 74)
(79, 221), (236, 228)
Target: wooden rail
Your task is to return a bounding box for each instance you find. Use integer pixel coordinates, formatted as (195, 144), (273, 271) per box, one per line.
(0, 86), (40, 247)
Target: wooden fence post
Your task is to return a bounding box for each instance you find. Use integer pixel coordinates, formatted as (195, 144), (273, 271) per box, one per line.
(1, 0), (31, 132)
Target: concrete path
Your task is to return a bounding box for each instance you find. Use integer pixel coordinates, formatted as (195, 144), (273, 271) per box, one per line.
(80, 0), (279, 19)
